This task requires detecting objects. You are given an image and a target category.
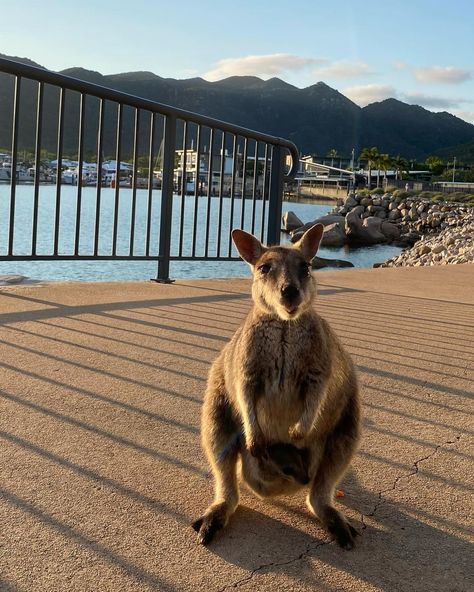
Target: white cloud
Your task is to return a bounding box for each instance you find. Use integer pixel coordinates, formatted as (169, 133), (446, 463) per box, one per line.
(203, 54), (326, 81)
(342, 84), (397, 106)
(451, 110), (474, 124)
(313, 60), (373, 79)
(415, 66), (471, 84)
(403, 93), (462, 109)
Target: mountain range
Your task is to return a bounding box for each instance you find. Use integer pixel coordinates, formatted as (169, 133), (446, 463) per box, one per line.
(1, 54), (473, 161)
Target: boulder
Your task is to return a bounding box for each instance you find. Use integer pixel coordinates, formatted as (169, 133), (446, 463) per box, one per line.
(290, 214), (346, 242)
(380, 221), (401, 240)
(344, 195), (358, 209)
(351, 205), (365, 217)
(295, 214), (345, 232)
(320, 223), (347, 247)
(311, 256), (354, 270)
(345, 211), (386, 245)
(388, 209), (401, 221)
(360, 197), (373, 206)
(282, 211), (303, 232)
(0, 274), (28, 285)
(397, 232), (422, 247)
(368, 205), (386, 215)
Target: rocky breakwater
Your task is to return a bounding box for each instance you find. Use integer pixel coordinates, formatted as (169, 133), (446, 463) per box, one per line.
(283, 192), (405, 248)
(282, 191), (473, 268)
(380, 211), (474, 267)
(284, 191), (473, 248)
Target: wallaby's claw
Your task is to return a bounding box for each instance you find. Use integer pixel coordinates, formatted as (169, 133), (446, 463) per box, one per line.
(288, 424), (305, 441)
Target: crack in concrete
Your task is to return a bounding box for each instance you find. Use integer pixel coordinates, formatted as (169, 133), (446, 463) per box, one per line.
(360, 435), (461, 529)
(218, 436), (462, 590)
(217, 538), (330, 591)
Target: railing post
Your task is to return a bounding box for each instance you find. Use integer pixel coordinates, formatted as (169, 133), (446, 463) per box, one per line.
(266, 144), (285, 246)
(155, 114), (176, 282)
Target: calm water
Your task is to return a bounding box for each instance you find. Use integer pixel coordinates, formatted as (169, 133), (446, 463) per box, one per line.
(0, 185), (401, 281)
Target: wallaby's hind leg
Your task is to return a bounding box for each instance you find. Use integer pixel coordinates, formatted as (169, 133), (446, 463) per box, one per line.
(192, 384), (241, 545)
(307, 396), (360, 550)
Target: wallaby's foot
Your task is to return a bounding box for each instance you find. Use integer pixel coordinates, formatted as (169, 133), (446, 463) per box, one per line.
(192, 502), (232, 545)
(322, 506), (359, 550)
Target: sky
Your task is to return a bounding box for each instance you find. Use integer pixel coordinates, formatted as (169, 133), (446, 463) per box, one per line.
(1, 0), (474, 122)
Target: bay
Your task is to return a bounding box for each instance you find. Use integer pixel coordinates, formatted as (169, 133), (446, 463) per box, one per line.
(0, 186), (401, 281)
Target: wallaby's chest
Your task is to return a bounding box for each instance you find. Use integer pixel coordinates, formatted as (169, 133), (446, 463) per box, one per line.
(254, 323), (312, 384)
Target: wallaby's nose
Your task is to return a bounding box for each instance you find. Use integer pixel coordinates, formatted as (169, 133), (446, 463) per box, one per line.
(281, 284), (299, 300)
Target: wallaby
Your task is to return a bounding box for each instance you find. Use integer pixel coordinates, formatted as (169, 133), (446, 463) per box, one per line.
(192, 224), (361, 549)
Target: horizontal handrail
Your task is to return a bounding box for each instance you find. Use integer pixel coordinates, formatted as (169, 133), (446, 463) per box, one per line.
(0, 57), (299, 180)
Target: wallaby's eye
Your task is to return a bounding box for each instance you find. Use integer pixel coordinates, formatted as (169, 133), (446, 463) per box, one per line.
(258, 263), (271, 274)
(300, 262), (311, 278)
(282, 466), (294, 477)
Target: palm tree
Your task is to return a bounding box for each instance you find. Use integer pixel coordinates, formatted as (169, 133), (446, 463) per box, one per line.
(360, 146), (379, 189)
(425, 156), (445, 176)
(392, 155), (408, 181)
(378, 153), (392, 187)
(327, 148), (338, 168)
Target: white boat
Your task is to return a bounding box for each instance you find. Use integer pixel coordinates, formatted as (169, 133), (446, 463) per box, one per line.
(0, 163), (33, 183)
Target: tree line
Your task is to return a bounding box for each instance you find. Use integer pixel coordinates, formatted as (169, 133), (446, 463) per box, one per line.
(324, 147), (474, 185)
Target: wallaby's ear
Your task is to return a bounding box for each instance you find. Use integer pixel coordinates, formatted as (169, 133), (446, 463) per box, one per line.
(232, 229), (265, 265)
(295, 223), (324, 261)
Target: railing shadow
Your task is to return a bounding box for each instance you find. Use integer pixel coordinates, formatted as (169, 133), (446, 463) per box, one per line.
(0, 290), (250, 326)
(0, 486), (177, 591)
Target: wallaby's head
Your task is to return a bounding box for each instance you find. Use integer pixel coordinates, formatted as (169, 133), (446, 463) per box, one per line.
(232, 224), (323, 321)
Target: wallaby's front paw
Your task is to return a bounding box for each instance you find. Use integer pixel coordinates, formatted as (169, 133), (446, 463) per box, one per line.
(289, 423), (305, 441)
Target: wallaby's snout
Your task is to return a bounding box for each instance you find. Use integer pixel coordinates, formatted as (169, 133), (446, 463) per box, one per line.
(280, 282), (301, 316)
(281, 284), (300, 301)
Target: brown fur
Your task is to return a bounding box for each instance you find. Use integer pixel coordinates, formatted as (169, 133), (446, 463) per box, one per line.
(192, 224), (361, 549)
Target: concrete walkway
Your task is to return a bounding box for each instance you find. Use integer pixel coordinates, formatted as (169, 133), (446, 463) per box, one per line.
(0, 265), (472, 592)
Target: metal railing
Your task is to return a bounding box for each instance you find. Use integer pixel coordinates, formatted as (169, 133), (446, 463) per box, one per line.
(0, 57), (299, 281)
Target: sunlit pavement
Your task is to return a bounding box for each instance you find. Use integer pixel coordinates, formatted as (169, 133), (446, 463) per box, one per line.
(0, 265), (472, 592)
